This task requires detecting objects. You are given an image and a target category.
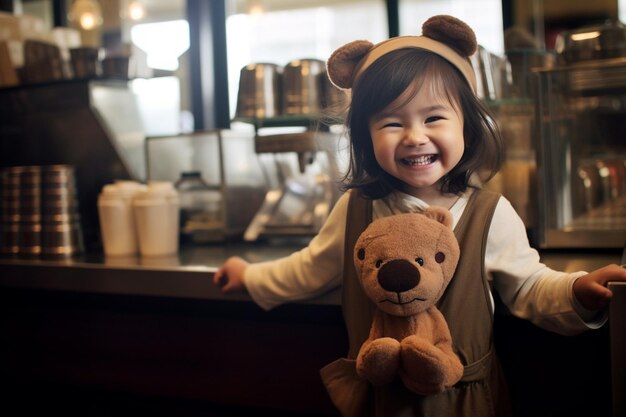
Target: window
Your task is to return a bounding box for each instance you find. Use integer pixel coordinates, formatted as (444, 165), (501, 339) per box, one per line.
(399, 0), (504, 54)
(130, 19), (189, 71)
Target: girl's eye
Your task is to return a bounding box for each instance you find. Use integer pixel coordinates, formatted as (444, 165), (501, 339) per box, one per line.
(425, 116), (443, 123)
(382, 122), (402, 128)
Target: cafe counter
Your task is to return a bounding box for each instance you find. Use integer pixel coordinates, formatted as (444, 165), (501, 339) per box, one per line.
(0, 242), (345, 417)
(0, 243), (621, 417)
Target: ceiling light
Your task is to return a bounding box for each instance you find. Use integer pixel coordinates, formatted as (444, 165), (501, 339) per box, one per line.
(69, 0), (103, 31)
(128, 1), (145, 21)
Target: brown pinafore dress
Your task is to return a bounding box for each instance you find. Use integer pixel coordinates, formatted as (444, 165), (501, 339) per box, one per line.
(321, 188), (512, 417)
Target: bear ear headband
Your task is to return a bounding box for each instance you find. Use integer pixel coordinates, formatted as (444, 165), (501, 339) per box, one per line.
(326, 15), (478, 92)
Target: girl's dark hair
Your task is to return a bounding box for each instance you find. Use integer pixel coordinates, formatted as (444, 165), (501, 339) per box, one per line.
(341, 48), (503, 199)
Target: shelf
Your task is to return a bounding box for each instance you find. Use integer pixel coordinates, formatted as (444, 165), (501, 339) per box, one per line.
(232, 114), (341, 130)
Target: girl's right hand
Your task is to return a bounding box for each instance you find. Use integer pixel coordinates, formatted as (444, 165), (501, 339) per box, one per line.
(213, 256), (249, 293)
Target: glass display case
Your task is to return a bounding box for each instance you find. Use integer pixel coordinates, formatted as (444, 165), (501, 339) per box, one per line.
(534, 59), (626, 248)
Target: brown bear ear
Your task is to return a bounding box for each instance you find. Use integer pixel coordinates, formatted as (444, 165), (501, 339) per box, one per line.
(327, 40), (374, 90)
(423, 206), (453, 229)
(422, 15), (477, 58)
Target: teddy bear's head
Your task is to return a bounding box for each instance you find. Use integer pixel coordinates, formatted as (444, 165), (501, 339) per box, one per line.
(354, 208), (460, 317)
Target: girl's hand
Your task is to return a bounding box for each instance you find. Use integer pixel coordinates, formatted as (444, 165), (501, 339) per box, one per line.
(573, 264), (626, 311)
(213, 256), (249, 293)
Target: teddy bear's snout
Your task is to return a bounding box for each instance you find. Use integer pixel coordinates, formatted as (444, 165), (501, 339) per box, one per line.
(377, 259), (420, 293)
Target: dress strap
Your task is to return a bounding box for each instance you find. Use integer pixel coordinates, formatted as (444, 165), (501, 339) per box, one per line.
(342, 189), (375, 359)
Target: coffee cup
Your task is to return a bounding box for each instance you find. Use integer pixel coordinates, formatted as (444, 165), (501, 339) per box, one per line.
(133, 181), (179, 257)
(97, 181), (144, 256)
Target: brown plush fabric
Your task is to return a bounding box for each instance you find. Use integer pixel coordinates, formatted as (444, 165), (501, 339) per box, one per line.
(326, 14), (478, 91)
(326, 39), (373, 89)
(422, 15), (477, 57)
(352, 208), (464, 396)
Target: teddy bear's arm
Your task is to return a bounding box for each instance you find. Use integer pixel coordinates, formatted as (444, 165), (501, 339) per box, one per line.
(427, 307), (464, 387)
(357, 311), (402, 386)
(428, 308), (456, 350)
(399, 307), (464, 394)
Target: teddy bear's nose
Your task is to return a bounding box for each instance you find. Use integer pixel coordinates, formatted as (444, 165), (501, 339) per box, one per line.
(377, 259), (420, 293)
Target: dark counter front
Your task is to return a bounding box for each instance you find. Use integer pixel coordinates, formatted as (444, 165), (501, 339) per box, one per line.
(0, 243), (345, 417)
(0, 245), (621, 417)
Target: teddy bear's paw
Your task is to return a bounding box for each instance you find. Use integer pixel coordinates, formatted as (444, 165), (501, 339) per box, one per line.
(356, 337), (401, 385)
(398, 336), (457, 395)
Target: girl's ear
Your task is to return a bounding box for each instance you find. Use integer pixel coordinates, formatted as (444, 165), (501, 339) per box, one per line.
(326, 40), (374, 90)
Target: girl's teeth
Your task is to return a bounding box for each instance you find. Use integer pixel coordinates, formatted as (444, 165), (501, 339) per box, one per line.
(404, 155), (435, 166)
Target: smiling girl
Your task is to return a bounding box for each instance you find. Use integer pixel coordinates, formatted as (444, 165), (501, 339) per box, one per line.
(214, 15), (626, 417)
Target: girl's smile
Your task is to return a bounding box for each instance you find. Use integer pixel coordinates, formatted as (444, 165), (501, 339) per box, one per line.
(369, 81), (465, 202)
(400, 154), (439, 168)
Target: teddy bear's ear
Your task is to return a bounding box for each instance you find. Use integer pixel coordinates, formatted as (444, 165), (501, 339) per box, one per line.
(423, 206), (453, 229)
(327, 40), (374, 90)
(422, 15), (477, 58)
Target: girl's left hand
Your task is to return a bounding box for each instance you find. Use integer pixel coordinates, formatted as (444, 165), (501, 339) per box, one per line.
(573, 264), (626, 311)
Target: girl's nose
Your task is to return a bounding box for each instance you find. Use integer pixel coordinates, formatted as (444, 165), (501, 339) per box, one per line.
(402, 126), (428, 146)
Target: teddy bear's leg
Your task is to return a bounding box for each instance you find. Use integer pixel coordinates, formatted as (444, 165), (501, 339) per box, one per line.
(356, 337), (401, 386)
(399, 335), (463, 395)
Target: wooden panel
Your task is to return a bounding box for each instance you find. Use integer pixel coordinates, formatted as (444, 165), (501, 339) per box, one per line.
(494, 310), (612, 417)
(0, 289), (346, 416)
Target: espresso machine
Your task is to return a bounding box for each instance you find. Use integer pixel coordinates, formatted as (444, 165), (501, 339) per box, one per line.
(234, 58), (348, 241)
(533, 21), (626, 249)
(242, 123), (347, 241)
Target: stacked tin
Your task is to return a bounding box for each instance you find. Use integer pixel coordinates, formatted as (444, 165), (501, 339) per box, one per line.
(1, 165), (84, 257)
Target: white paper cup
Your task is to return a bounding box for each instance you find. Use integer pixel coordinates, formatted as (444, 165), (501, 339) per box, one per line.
(98, 198), (138, 256)
(98, 182), (144, 256)
(133, 182), (179, 257)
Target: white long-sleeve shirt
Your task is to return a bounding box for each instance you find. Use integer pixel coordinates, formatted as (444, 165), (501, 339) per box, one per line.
(244, 188), (603, 336)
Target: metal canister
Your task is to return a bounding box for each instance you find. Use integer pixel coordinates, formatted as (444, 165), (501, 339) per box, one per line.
(282, 58), (326, 115)
(235, 62), (283, 119)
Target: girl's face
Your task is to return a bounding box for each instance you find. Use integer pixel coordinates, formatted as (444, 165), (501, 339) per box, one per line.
(368, 81), (465, 199)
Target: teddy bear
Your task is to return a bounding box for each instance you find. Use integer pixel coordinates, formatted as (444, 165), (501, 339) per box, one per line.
(353, 207), (464, 395)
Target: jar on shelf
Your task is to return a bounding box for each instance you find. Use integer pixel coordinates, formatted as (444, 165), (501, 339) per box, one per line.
(175, 171), (223, 244)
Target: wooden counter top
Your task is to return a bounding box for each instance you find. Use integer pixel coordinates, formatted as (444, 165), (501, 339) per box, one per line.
(0, 241), (620, 304)
(0, 241), (341, 306)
